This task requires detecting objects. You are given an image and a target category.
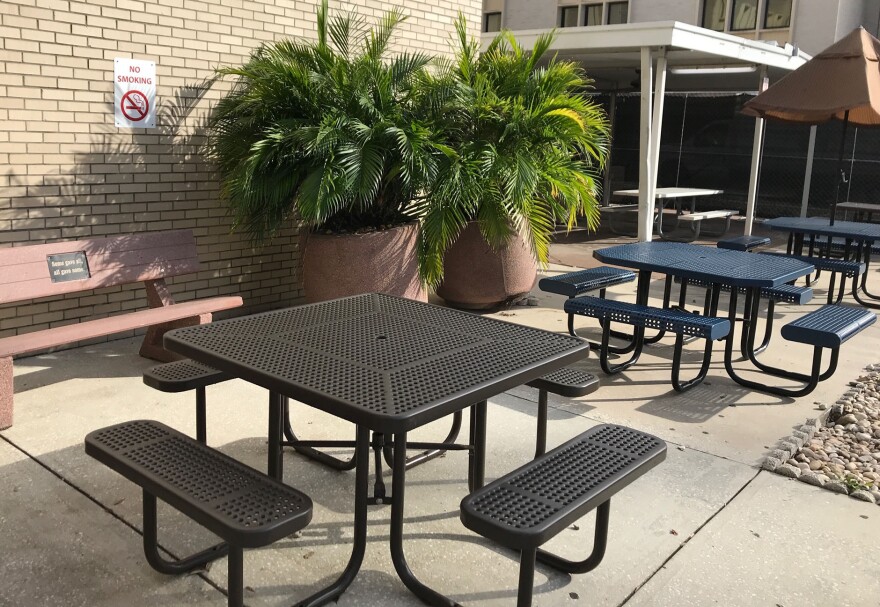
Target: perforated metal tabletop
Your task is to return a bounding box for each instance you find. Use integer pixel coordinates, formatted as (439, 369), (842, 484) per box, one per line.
(164, 293), (589, 433)
(765, 216), (880, 241)
(594, 241), (813, 287)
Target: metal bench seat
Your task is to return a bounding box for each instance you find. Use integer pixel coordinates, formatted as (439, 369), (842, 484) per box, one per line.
(526, 367), (599, 458)
(539, 267), (637, 343)
(460, 424), (666, 607)
(85, 420), (313, 607)
(144, 360), (229, 443)
(716, 235), (770, 251)
(564, 296), (729, 391)
(672, 278), (812, 357)
(675, 277), (812, 304)
(764, 252), (864, 304)
(564, 296), (730, 340)
(825, 236), (880, 255)
(143, 359), (229, 393)
(765, 252), (865, 276)
(782, 304), (876, 348)
(538, 267), (636, 298)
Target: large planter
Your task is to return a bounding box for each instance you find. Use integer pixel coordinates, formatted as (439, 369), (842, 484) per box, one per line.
(303, 222), (426, 303)
(437, 222), (537, 310)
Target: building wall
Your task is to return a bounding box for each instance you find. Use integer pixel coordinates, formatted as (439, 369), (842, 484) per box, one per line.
(487, 0), (880, 50)
(792, 0), (843, 52)
(0, 0), (480, 348)
(630, 0), (696, 23)
(501, 0), (556, 30)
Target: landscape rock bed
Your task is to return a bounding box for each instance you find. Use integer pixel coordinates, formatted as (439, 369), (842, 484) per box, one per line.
(763, 364), (880, 505)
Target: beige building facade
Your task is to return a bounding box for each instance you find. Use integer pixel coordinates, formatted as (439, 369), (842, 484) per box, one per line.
(0, 0), (481, 345)
(483, 0), (880, 55)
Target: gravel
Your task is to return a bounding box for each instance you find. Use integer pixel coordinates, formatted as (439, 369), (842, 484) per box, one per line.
(764, 364), (880, 505)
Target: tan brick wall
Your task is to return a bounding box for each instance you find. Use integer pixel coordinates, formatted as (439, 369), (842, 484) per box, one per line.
(0, 0), (481, 350)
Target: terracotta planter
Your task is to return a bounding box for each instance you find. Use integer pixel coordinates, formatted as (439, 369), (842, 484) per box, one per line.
(303, 222), (426, 303)
(436, 222), (537, 310)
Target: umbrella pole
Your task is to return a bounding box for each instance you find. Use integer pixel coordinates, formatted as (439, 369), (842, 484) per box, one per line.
(831, 110), (850, 225)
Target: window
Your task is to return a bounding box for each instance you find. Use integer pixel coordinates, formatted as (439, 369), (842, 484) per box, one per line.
(584, 4), (603, 26)
(606, 1), (628, 24)
(483, 11), (502, 33)
(730, 0), (757, 31)
(559, 5), (579, 27)
(764, 0), (792, 28)
(702, 0), (727, 31)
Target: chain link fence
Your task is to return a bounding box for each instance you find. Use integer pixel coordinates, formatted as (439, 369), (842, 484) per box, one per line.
(602, 93), (880, 219)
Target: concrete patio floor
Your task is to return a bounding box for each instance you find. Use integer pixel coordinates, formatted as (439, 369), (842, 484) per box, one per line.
(2, 223), (880, 606)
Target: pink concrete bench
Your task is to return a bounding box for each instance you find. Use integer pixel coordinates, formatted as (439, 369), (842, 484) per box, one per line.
(0, 230), (243, 429)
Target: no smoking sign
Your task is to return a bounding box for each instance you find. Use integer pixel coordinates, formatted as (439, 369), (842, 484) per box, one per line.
(114, 58), (156, 128)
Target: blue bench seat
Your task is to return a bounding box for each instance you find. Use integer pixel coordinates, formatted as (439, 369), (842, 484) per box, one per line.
(539, 266), (637, 342)
(716, 235), (770, 251)
(564, 296), (729, 391)
(729, 304), (876, 398)
(539, 267), (636, 298)
(763, 252), (864, 305)
(782, 304), (876, 349)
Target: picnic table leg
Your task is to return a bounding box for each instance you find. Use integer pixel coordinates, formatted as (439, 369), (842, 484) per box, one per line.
(739, 292), (774, 357)
(643, 276), (673, 345)
(390, 432), (461, 607)
(295, 427), (370, 607)
(384, 411), (466, 470)
(468, 402), (487, 492)
(671, 284), (721, 392)
(722, 289), (828, 397)
(267, 391), (284, 480)
(852, 245), (880, 307)
(281, 399), (359, 471)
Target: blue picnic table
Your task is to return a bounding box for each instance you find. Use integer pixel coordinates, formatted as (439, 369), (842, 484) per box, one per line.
(591, 242), (828, 396)
(764, 216), (880, 308)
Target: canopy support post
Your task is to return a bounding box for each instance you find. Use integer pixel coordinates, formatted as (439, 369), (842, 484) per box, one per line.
(800, 125), (817, 217)
(638, 47), (654, 242)
(745, 66), (768, 236)
(649, 49), (668, 231)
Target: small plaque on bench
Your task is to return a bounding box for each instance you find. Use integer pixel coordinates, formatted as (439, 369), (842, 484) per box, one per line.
(47, 252), (90, 283)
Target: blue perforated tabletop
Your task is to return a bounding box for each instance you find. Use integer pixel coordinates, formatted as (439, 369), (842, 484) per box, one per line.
(594, 242), (813, 288)
(164, 293), (589, 433)
(764, 216), (880, 241)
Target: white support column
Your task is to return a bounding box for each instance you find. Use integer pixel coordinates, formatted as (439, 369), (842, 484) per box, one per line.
(801, 125), (817, 217)
(744, 66), (768, 236)
(649, 49), (667, 233)
(638, 47), (654, 242)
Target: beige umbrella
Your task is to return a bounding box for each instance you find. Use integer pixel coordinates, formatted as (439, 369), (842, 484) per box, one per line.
(742, 27), (880, 222)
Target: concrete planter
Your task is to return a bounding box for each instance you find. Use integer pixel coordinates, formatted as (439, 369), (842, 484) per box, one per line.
(302, 222), (426, 303)
(436, 222), (537, 310)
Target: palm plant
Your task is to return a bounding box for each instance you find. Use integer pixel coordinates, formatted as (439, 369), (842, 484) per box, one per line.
(205, 0), (442, 241)
(417, 18), (610, 285)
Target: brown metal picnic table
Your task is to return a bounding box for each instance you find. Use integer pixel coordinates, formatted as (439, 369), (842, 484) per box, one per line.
(164, 293), (589, 607)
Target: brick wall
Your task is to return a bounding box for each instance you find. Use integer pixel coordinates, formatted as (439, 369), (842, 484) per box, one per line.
(0, 0), (481, 348)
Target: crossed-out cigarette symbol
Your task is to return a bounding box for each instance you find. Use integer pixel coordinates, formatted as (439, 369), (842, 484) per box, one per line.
(121, 90), (149, 122)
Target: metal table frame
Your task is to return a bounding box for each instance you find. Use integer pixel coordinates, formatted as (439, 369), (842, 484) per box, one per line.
(765, 216), (880, 309)
(164, 293), (589, 607)
(593, 242), (816, 396)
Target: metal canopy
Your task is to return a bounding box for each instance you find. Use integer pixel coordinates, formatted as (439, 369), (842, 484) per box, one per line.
(483, 21), (811, 240)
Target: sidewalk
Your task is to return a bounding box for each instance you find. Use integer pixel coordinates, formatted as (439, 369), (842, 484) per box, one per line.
(2, 228), (879, 606)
